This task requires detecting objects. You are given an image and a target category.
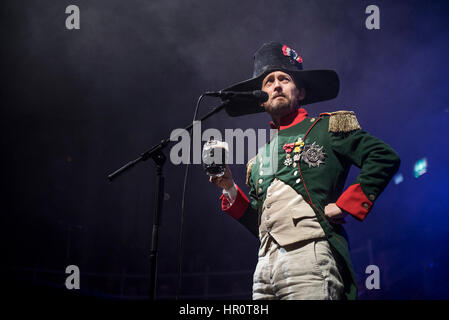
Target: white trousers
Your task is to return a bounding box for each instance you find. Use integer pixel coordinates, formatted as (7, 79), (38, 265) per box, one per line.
(253, 235), (345, 300)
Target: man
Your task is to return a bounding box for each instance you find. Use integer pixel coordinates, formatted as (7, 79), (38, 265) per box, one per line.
(209, 42), (400, 300)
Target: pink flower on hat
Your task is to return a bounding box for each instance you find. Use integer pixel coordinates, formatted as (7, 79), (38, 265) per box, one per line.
(282, 45), (303, 64)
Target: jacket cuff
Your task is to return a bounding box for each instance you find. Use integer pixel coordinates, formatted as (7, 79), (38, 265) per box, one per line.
(219, 184), (249, 220)
(336, 183), (373, 221)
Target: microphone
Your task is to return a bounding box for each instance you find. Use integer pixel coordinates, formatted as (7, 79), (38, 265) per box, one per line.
(204, 90), (269, 103)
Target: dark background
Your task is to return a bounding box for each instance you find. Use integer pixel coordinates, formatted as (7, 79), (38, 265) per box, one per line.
(1, 0), (449, 299)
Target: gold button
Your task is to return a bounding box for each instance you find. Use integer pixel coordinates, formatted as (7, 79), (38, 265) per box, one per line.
(369, 194), (376, 201)
(363, 203), (370, 209)
(310, 118), (315, 122)
(258, 188), (262, 193)
(258, 178), (263, 184)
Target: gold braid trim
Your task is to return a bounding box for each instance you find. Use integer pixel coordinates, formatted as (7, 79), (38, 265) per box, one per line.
(328, 110), (361, 133)
(246, 156), (256, 186)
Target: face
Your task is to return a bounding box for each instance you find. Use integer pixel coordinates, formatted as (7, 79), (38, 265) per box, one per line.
(260, 71), (305, 117)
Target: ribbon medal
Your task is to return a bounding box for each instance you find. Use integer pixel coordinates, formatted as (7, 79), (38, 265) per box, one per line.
(282, 137), (305, 167)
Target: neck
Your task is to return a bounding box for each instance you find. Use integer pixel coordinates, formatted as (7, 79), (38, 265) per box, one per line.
(271, 110), (297, 128)
(269, 107), (308, 130)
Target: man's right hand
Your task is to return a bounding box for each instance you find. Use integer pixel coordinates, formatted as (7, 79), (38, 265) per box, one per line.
(208, 165), (234, 190)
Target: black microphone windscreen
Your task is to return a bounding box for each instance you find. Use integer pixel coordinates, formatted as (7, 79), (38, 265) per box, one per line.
(252, 90), (269, 102)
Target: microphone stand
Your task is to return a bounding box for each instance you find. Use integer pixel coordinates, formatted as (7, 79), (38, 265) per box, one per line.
(107, 100), (229, 300)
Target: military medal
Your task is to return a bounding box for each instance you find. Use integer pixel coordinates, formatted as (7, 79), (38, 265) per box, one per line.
(301, 142), (326, 167)
(284, 157), (293, 166)
(283, 137), (305, 167)
(282, 142), (294, 167)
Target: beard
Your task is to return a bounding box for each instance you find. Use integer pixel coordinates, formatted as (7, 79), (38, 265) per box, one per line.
(267, 96), (294, 116)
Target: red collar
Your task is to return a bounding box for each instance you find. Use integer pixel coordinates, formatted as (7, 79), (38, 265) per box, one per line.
(269, 108), (308, 130)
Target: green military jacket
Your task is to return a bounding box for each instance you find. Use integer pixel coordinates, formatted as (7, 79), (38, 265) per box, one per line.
(227, 110), (400, 300)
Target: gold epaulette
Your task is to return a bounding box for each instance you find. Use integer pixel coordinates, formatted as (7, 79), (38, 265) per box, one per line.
(320, 110), (361, 133)
(246, 156), (256, 186)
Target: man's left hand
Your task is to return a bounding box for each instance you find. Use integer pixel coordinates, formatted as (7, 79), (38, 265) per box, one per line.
(324, 203), (348, 224)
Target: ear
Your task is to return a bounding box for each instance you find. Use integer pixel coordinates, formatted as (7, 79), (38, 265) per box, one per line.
(297, 87), (306, 102)
(260, 89), (268, 108)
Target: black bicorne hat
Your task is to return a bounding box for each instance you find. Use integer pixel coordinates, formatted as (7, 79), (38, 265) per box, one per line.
(223, 42), (340, 117)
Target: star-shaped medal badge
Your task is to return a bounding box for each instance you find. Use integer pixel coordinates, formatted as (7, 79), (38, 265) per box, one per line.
(301, 142), (326, 168)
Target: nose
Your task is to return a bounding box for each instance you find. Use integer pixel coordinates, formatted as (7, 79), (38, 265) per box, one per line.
(273, 79), (283, 92)
(274, 79), (281, 89)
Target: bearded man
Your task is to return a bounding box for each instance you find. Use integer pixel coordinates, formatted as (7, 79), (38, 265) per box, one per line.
(209, 42), (400, 300)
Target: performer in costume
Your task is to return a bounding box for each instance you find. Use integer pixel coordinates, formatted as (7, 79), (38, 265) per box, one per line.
(209, 42), (400, 300)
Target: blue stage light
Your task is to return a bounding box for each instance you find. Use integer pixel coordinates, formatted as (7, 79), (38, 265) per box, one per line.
(394, 173), (404, 185)
(414, 158), (427, 178)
